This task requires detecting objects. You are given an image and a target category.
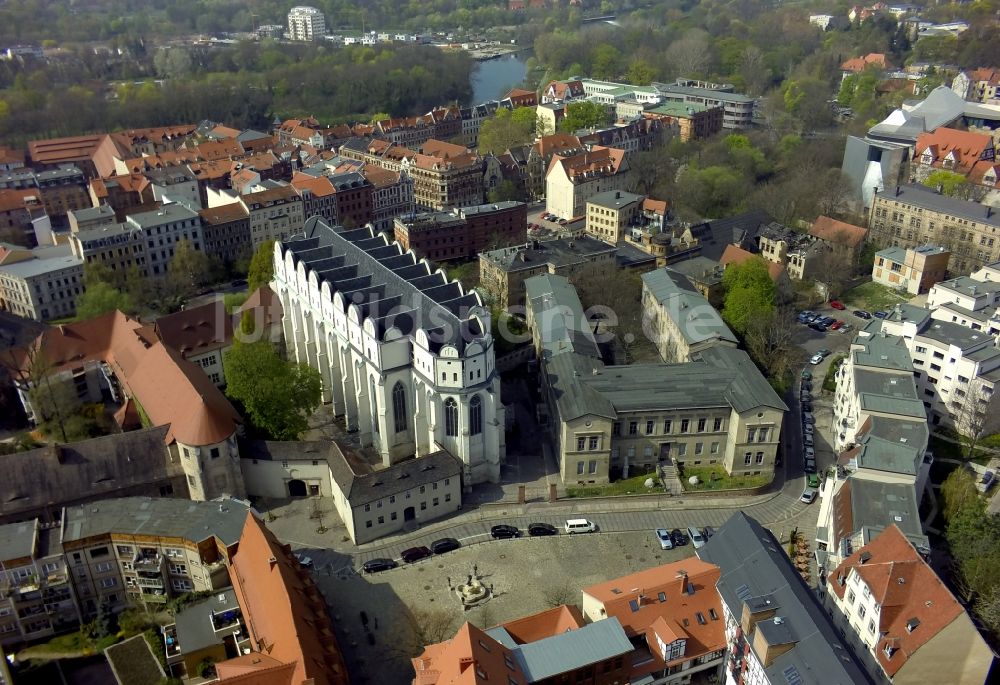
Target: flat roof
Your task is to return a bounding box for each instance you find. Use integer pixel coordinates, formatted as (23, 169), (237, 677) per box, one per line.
(480, 236), (616, 273)
(174, 588), (241, 655)
(919, 319), (993, 350)
(850, 478), (928, 549)
(0, 519), (36, 562)
(125, 202), (200, 229)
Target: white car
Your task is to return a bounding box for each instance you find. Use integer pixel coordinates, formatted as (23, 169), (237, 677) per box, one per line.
(809, 353), (824, 365)
(800, 488), (819, 504)
(803, 434), (814, 447)
(803, 423), (814, 436)
(655, 528), (674, 550)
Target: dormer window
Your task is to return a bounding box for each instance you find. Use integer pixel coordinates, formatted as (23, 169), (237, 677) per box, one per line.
(921, 151), (933, 164)
(884, 644), (895, 659)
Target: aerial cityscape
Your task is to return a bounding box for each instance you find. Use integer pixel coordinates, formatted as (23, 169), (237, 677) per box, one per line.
(0, 0), (999, 684)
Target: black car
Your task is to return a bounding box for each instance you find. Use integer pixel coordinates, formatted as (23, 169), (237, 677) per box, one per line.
(802, 402), (812, 412)
(401, 546), (433, 563)
(362, 558), (397, 574)
(670, 528), (688, 546)
(802, 381), (812, 392)
(430, 537), (461, 554)
(528, 522), (558, 536)
(703, 526), (716, 540)
(853, 309), (872, 319)
(809, 322), (827, 332)
(491, 524), (520, 539)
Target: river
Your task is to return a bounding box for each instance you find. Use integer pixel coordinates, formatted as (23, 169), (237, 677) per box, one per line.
(468, 52), (529, 105)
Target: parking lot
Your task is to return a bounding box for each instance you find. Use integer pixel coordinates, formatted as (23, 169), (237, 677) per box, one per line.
(315, 530), (699, 684)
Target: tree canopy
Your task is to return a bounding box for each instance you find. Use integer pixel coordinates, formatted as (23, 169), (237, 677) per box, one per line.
(75, 280), (134, 320)
(721, 258), (776, 335)
(247, 240), (277, 293)
(477, 107), (539, 155)
(558, 101), (611, 134)
(224, 340), (322, 441)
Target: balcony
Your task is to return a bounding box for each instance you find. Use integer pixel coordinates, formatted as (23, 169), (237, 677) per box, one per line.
(133, 553), (163, 572)
(162, 624), (182, 661)
(136, 577), (164, 589)
(211, 607), (242, 633)
(142, 589), (167, 603)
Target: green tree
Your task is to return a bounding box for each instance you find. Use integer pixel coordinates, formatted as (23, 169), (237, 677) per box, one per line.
(168, 239), (213, 300)
(721, 257), (776, 335)
(224, 340), (322, 440)
(591, 44), (622, 81)
(558, 101), (611, 133)
(478, 107), (536, 155)
(625, 59), (656, 86)
(247, 240), (277, 293)
(923, 170), (970, 198)
(487, 180), (521, 203)
(76, 281), (134, 320)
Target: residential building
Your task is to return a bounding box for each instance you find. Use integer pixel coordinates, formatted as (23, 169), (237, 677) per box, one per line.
(505, 88), (537, 108)
(411, 606), (633, 685)
(871, 245), (951, 294)
(69, 220), (147, 276)
(162, 588), (244, 678)
(526, 274), (785, 483)
(641, 268), (738, 363)
(328, 171), (374, 228)
(545, 145), (629, 220)
(642, 102), (724, 141)
(681, 209), (775, 263)
(824, 525), (994, 685)
(526, 134), (585, 200)
(198, 203), (251, 264)
(665, 257), (726, 307)
(910, 127), (998, 204)
(67, 204), (116, 233)
(274, 218), (505, 485)
(394, 201), (527, 262)
(0, 188), (42, 245)
(576, 119), (663, 157)
(146, 166), (201, 209)
(720, 245), (787, 283)
(926, 265), (1000, 335)
(755, 221), (822, 281)
(585, 190), (643, 245)
(0, 495), (251, 640)
(809, 215), (868, 265)
(541, 78), (586, 103)
(240, 185), (305, 248)
(654, 79), (757, 130)
(868, 184), (1000, 274)
(291, 173), (339, 225)
(951, 68), (1000, 104)
(841, 53), (893, 77)
(363, 164), (414, 232)
(6, 311), (245, 501)
(478, 236), (617, 309)
(698, 512), (874, 685)
(123, 202), (203, 277)
(0, 243), (83, 321)
(11, 166), (91, 229)
(148, 300), (233, 386)
(287, 6), (326, 41)
(581, 559), (727, 685)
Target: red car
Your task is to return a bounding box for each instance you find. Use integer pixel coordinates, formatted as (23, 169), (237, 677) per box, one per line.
(829, 320), (844, 330)
(829, 300), (846, 310)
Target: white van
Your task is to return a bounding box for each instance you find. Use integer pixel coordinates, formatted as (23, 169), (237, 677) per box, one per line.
(687, 526), (706, 549)
(564, 518), (596, 534)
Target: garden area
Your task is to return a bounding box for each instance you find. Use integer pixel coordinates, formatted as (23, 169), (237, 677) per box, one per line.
(841, 281), (910, 312)
(680, 465), (772, 492)
(823, 355), (846, 393)
(566, 472), (664, 498)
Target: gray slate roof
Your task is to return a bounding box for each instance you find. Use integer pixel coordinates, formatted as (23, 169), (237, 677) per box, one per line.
(698, 513), (873, 685)
(0, 519), (37, 563)
(685, 210), (773, 262)
(479, 236), (617, 273)
(641, 269), (737, 347)
(0, 244), (82, 279)
(875, 184), (1000, 228)
(665, 256), (725, 286)
(486, 617), (633, 682)
(173, 588), (241, 655)
(525, 273), (601, 360)
(61, 496), (251, 547)
(282, 217), (485, 348)
(848, 478), (929, 551)
(327, 443), (464, 507)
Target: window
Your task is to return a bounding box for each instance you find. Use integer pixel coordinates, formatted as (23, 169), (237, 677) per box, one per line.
(99, 578), (116, 588)
(744, 452), (752, 465)
(577, 437), (586, 451)
(755, 452), (764, 464)
(588, 436), (599, 450)
(677, 444), (686, 457)
(663, 419), (672, 434)
(420, 501), (427, 510)
(469, 395), (483, 435)
(697, 418), (706, 432)
(588, 460), (597, 474)
(713, 417), (722, 431)
(116, 546), (132, 556)
(711, 442), (720, 454)
(695, 442), (703, 455)
(172, 579), (193, 591)
(746, 427), (756, 443)
(95, 562), (112, 573)
(577, 461), (585, 475)
(645, 420), (654, 434)
(392, 382), (407, 432)
(868, 619), (876, 634)
(444, 398), (458, 437)
(629, 421), (638, 435)
(757, 428), (768, 442)
(681, 419), (689, 433)
(612, 422), (621, 436)
(169, 564), (187, 575)
(366, 520), (373, 528)
(858, 605), (867, 619)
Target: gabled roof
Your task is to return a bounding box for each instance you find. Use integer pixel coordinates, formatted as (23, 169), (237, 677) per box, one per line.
(548, 146), (627, 183)
(828, 525), (970, 678)
(719, 244), (785, 281)
(532, 134), (583, 159)
(226, 513), (348, 685)
(152, 300), (233, 357)
(841, 53), (892, 72)
(809, 216), (868, 247)
(915, 127), (993, 175)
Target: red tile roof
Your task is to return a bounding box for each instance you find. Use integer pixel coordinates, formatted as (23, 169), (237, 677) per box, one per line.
(226, 513), (349, 685)
(499, 604), (584, 643)
(643, 198), (669, 216)
(809, 215), (868, 247)
(828, 525), (966, 678)
(421, 139), (471, 159)
(966, 67), (1000, 86)
(27, 134), (106, 165)
(412, 621), (523, 685)
(290, 173), (337, 198)
(915, 127), (994, 176)
(216, 655), (296, 684)
(199, 203), (250, 224)
(841, 53), (892, 72)
(151, 300), (233, 357)
(533, 134), (582, 159)
(549, 145), (626, 181)
(0, 188), (38, 213)
(720, 244), (785, 281)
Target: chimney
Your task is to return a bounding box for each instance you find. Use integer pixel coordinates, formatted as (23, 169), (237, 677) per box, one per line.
(895, 185), (901, 197)
(615, 191), (620, 199)
(268, 556), (277, 569)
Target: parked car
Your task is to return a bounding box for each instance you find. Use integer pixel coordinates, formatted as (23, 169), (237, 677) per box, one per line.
(803, 434), (814, 447)
(670, 529), (688, 546)
(804, 446), (815, 459)
(803, 423), (814, 436)
(829, 300), (846, 310)
(840, 323), (854, 334)
(874, 310), (889, 319)
(809, 322), (827, 333)
(430, 538), (461, 554)
(401, 546), (433, 563)
(528, 522), (558, 536)
(804, 313), (820, 323)
(819, 316), (837, 327)
(800, 392), (811, 403)
(802, 381), (812, 392)
(362, 558), (397, 574)
(800, 487), (819, 503)
(802, 402), (813, 413)
(702, 526), (716, 540)
(807, 474), (821, 488)
(829, 320), (844, 330)
(801, 370), (812, 380)
(491, 524), (520, 539)
(655, 528), (674, 550)
(803, 412), (815, 424)
(804, 458), (817, 474)
(797, 310), (815, 323)
(817, 348), (831, 358)
(810, 353), (824, 365)
(565, 518), (597, 534)
(853, 309), (872, 319)
(687, 526), (707, 549)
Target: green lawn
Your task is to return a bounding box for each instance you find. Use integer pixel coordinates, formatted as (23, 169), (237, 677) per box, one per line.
(928, 435), (993, 465)
(823, 355), (846, 393)
(680, 465), (772, 492)
(841, 281), (909, 312)
(566, 472), (663, 498)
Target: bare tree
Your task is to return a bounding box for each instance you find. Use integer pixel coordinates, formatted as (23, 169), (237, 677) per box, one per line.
(954, 381), (993, 460)
(665, 29), (712, 78)
(3, 344), (77, 442)
(739, 46), (768, 96)
(406, 606), (459, 652)
(743, 307), (805, 382)
(571, 263), (645, 363)
(542, 581), (577, 608)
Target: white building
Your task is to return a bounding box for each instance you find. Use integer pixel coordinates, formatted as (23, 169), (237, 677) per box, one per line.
(272, 218), (505, 485)
(287, 6), (325, 41)
(0, 243), (83, 321)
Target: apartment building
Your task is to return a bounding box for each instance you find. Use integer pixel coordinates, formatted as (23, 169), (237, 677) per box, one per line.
(70, 219), (147, 276)
(585, 190), (643, 245)
(654, 79), (757, 130)
(545, 145), (629, 220)
(198, 203), (251, 264)
(363, 164), (414, 232)
(641, 268), (738, 363)
(698, 513), (873, 685)
(868, 184), (1000, 274)
(7, 311), (245, 501)
(239, 185), (305, 248)
(665, 257), (726, 307)
(926, 263), (1000, 335)
(0, 496), (250, 643)
(0, 188), (43, 245)
(910, 128), (995, 188)
(31, 167), (90, 227)
(642, 101), (724, 141)
(394, 201), (526, 261)
(412, 605), (633, 685)
(287, 6), (325, 40)
(274, 218), (505, 485)
(871, 244), (950, 294)
(581, 559), (727, 685)
(525, 133), (585, 201)
(808, 215), (868, 265)
(825, 526), (994, 685)
(951, 68), (1000, 104)
(0, 244), (83, 321)
(290, 173), (339, 225)
(68, 204), (116, 233)
(527, 274), (785, 483)
(479, 236), (617, 308)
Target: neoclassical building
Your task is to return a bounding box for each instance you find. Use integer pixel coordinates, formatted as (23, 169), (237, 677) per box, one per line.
(272, 218), (504, 485)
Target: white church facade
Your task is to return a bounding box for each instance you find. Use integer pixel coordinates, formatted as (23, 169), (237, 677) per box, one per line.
(272, 218), (505, 485)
